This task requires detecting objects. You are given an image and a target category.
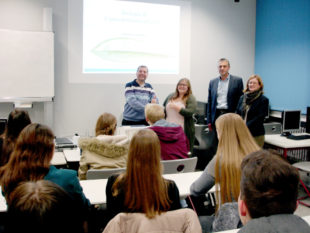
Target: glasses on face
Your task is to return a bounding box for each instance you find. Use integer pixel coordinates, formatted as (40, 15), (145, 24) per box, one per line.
(249, 81), (259, 85)
(178, 83), (188, 87)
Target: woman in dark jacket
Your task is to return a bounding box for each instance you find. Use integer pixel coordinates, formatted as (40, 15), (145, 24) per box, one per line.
(236, 74), (269, 147)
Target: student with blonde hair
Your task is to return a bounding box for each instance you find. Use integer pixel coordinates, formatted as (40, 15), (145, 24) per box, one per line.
(78, 112), (129, 180)
(145, 103), (189, 160)
(106, 129), (181, 221)
(190, 113), (260, 207)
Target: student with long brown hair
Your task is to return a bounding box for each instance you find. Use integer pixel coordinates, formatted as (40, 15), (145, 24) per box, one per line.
(190, 113), (260, 208)
(105, 129), (181, 221)
(0, 123), (90, 220)
(163, 78), (197, 153)
(0, 109), (31, 167)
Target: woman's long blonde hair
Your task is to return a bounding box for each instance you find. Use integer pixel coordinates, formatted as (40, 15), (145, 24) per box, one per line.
(214, 113), (260, 209)
(112, 129), (171, 218)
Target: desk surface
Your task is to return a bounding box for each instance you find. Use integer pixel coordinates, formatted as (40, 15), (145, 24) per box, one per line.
(63, 148), (81, 162)
(51, 152), (67, 166)
(80, 171), (206, 205)
(116, 126), (147, 139)
(265, 134), (310, 148)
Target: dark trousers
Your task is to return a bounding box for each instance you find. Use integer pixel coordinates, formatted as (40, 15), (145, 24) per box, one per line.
(215, 108), (229, 121)
(122, 118), (149, 126)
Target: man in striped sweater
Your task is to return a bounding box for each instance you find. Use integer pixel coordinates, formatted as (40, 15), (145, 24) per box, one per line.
(122, 65), (158, 126)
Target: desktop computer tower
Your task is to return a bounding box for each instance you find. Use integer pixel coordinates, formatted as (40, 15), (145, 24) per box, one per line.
(307, 107), (310, 133)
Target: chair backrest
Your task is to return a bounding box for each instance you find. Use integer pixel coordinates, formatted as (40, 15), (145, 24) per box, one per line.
(161, 157), (197, 174)
(86, 167), (126, 180)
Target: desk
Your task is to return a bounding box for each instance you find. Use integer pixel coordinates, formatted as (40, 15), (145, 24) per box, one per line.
(264, 134), (310, 161)
(116, 126), (147, 139)
(0, 187), (6, 212)
(51, 152), (67, 166)
(80, 171), (208, 205)
(63, 148), (81, 162)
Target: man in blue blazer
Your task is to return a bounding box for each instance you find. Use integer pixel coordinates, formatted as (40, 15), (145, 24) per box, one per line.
(207, 58), (243, 129)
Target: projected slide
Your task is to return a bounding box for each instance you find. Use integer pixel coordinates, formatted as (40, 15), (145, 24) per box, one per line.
(83, 0), (180, 74)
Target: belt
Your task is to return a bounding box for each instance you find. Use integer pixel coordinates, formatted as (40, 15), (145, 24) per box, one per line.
(216, 109), (229, 115)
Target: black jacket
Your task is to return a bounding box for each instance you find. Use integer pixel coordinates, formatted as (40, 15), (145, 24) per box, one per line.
(236, 94), (269, 137)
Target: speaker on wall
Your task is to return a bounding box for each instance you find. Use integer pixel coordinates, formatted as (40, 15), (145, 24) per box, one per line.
(306, 107), (310, 133)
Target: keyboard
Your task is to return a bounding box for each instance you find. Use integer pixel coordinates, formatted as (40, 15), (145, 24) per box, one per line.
(287, 134), (310, 140)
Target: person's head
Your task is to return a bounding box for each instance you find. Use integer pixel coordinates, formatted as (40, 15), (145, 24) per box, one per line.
(176, 78), (192, 96)
(136, 65), (149, 84)
(172, 78), (193, 102)
(145, 103), (165, 125)
(0, 123), (55, 199)
(0, 109), (32, 166)
(5, 109), (31, 139)
(245, 74), (264, 93)
(218, 58), (230, 78)
(214, 113), (260, 207)
(238, 150), (299, 225)
(6, 180), (84, 233)
(95, 113), (117, 136)
(112, 129), (170, 218)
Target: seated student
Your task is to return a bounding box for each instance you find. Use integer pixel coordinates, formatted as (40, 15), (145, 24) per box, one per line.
(78, 113), (129, 180)
(103, 208), (202, 233)
(238, 150), (310, 233)
(0, 124), (90, 223)
(5, 180), (84, 233)
(145, 103), (189, 160)
(0, 109), (31, 167)
(106, 129), (181, 222)
(190, 114), (259, 206)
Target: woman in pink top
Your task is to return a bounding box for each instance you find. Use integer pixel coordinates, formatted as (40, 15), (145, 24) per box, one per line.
(163, 78), (197, 153)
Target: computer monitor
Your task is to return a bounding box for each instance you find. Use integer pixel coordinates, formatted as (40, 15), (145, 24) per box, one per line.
(281, 110), (301, 136)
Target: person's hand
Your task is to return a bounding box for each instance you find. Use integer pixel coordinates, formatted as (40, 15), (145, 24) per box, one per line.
(208, 123), (212, 132)
(151, 95), (157, 103)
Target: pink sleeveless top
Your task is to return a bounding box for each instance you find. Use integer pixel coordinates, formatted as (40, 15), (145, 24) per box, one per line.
(166, 99), (185, 128)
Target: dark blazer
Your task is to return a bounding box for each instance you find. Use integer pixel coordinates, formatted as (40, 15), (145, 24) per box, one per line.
(236, 94), (269, 137)
(207, 75), (243, 125)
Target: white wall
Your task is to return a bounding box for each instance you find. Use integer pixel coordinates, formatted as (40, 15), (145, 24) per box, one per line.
(0, 0), (256, 137)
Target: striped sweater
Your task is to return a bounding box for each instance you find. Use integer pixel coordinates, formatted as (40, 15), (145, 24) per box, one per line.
(123, 79), (157, 121)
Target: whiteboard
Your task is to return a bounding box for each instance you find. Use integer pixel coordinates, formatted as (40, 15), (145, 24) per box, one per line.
(0, 29), (54, 101)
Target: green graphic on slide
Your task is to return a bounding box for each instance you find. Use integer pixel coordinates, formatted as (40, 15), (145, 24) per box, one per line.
(91, 37), (169, 62)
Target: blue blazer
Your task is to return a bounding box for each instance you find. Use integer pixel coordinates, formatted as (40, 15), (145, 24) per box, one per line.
(207, 75), (243, 124)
